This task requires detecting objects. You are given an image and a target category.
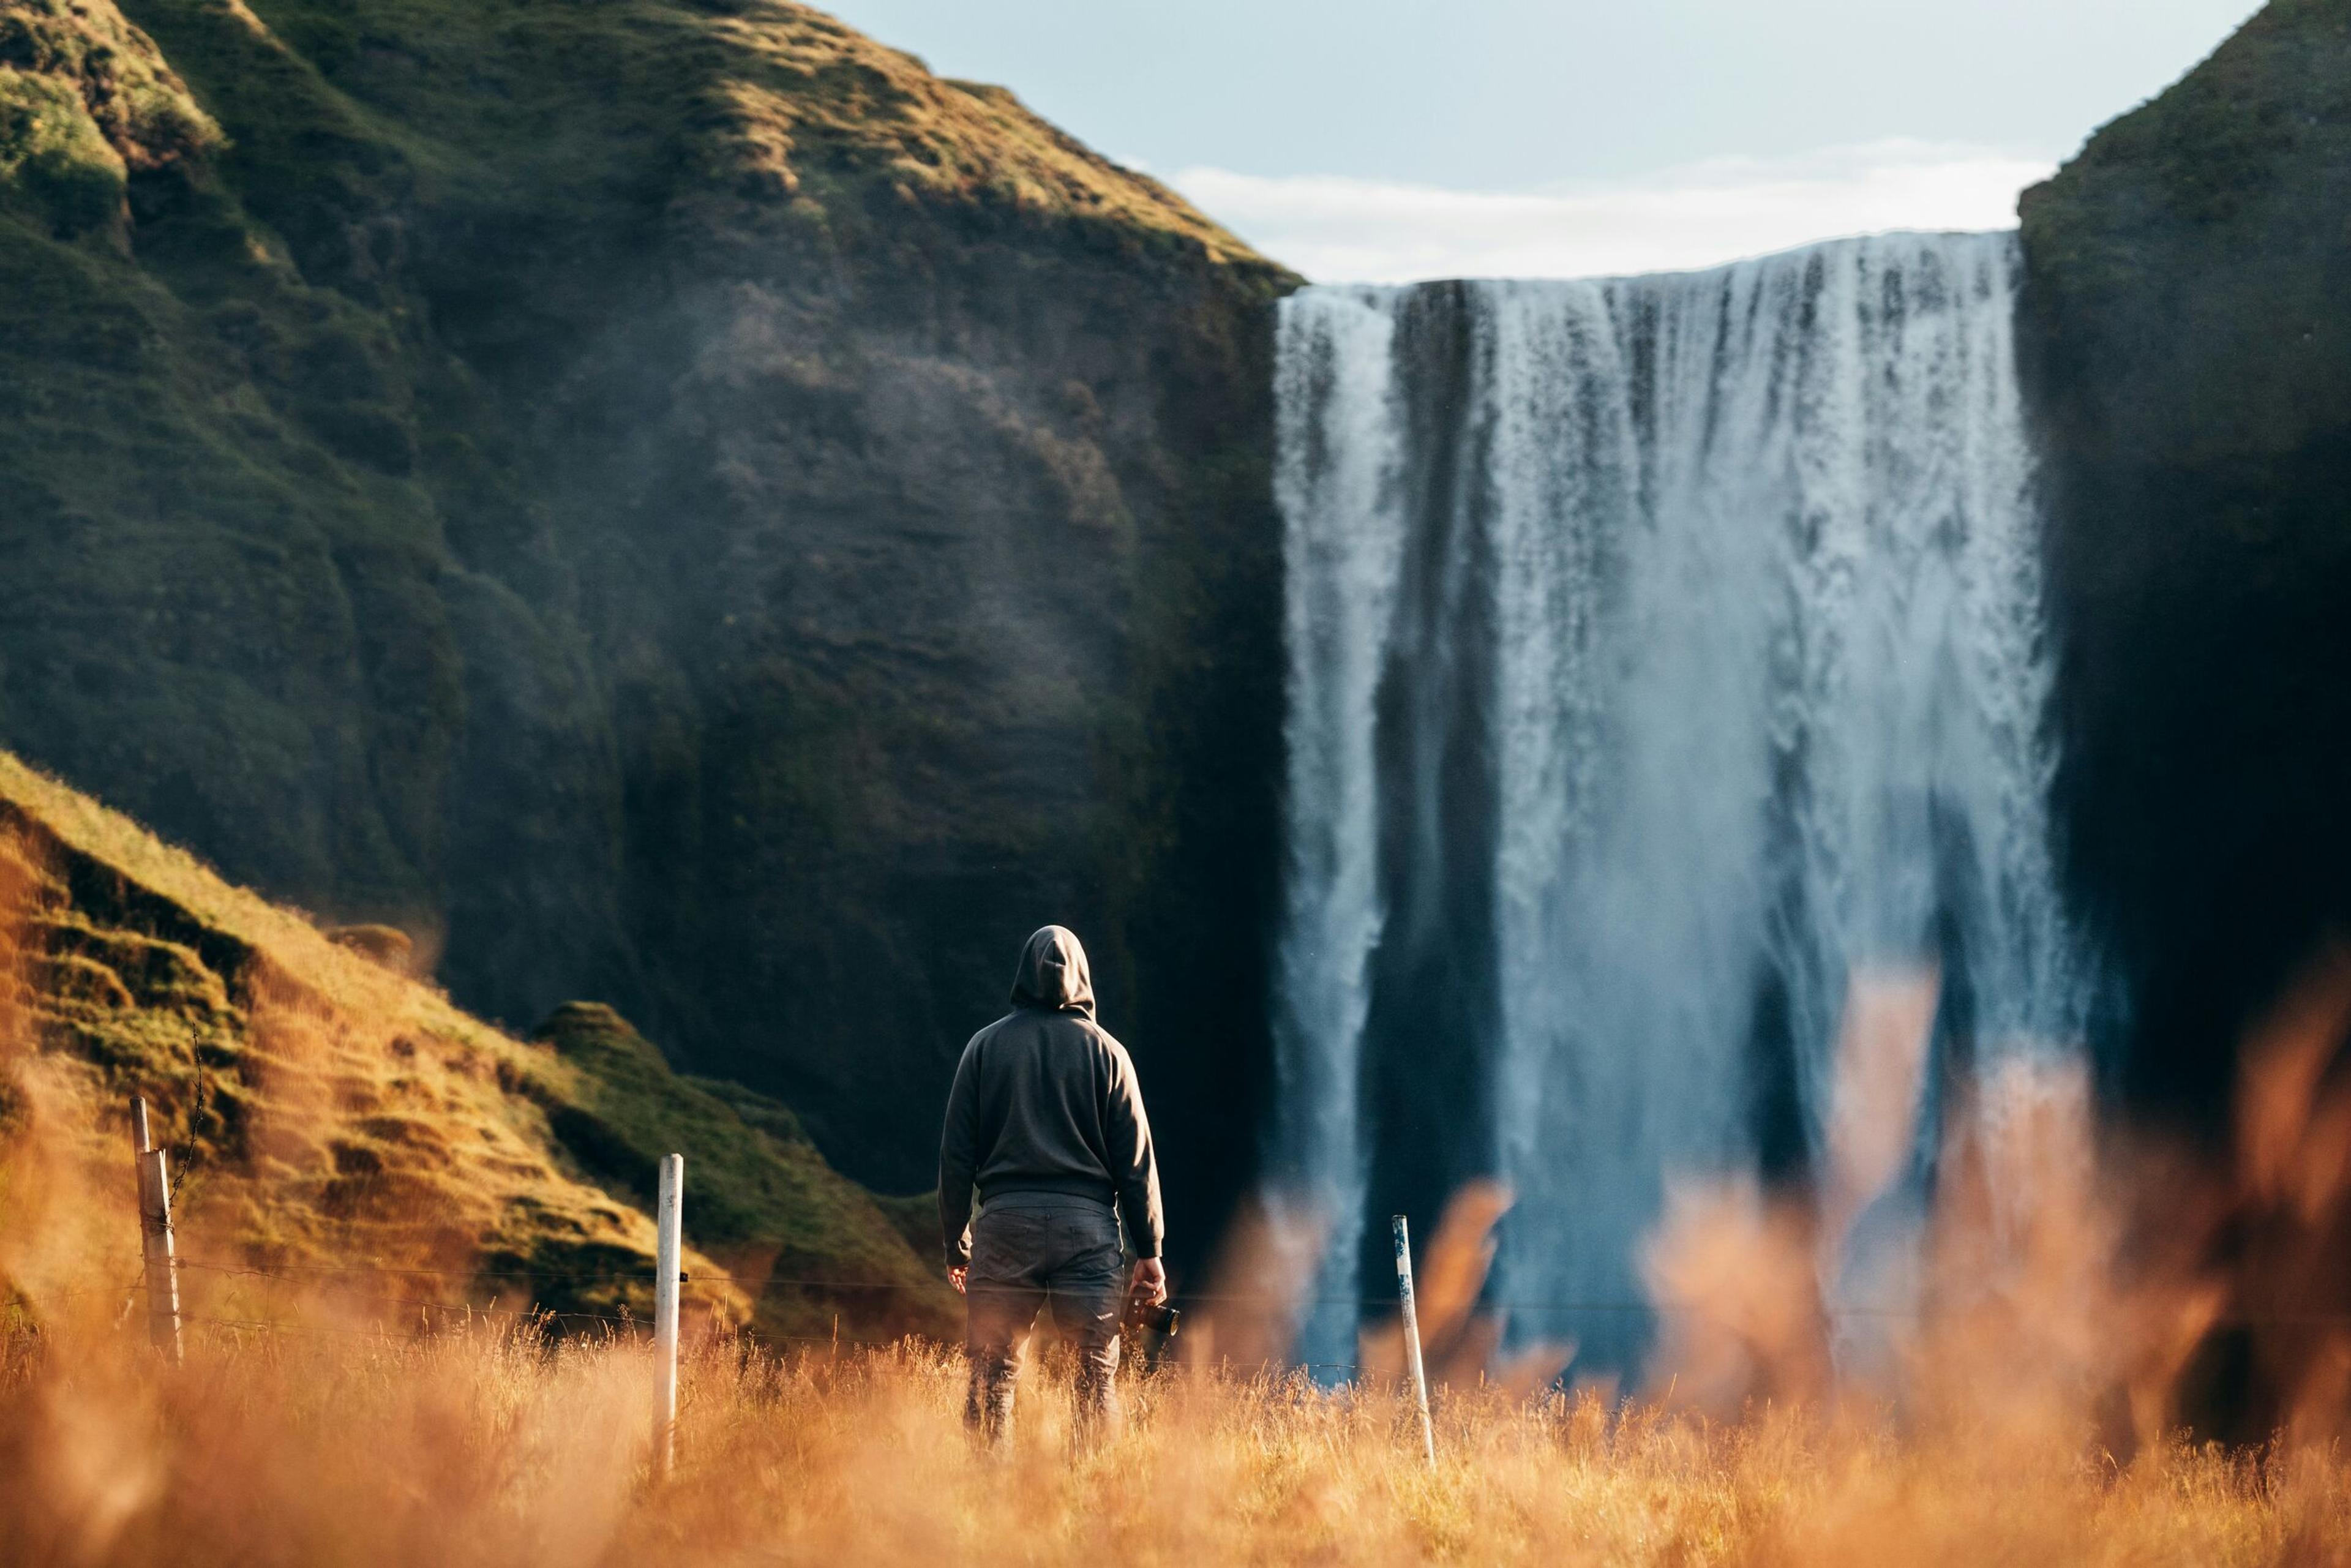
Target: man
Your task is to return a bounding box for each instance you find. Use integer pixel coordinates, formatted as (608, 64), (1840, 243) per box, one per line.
(939, 925), (1166, 1446)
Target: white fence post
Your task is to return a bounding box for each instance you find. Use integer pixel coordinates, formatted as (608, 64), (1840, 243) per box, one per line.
(1393, 1214), (1434, 1468)
(653, 1152), (684, 1480)
(139, 1144), (182, 1364)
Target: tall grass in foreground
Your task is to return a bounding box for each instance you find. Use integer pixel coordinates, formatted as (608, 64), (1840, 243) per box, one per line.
(0, 1319), (2345, 1567)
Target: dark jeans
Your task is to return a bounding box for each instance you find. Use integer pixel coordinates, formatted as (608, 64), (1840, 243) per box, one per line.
(964, 1193), (1124, 1447)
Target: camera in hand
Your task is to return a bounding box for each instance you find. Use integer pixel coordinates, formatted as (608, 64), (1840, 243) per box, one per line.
(1123, 1297), (1180, 1338)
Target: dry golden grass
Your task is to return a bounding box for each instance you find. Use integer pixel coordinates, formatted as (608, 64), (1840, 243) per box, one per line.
(702, 1), (1275, 269)
(1, 1315), (2346, 1568)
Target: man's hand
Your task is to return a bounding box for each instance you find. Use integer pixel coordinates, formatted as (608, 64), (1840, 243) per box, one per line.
(948, 1264), (968, 1295)
(1128, 1257), (1166, 1308)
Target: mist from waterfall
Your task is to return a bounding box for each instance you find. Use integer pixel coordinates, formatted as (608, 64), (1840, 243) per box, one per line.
(1269, 232), (2095, 1371)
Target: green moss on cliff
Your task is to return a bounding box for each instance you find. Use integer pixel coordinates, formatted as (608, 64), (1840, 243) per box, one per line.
(0, 0), (1293, 1251)
(2021, 0), (2351, 460)
(0, 0), (217, 238)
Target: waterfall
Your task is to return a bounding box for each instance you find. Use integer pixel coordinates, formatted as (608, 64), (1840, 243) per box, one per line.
(1270, 233), (2093, 1371)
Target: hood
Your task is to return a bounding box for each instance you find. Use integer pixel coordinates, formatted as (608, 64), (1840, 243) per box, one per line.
(1010, 925), (1096, 1017)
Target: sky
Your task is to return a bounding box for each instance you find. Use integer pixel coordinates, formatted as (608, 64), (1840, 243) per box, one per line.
(817, 0), (2264, 282)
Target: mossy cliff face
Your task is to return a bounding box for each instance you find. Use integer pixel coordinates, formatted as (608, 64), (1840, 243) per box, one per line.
(0, 0), (1295, 1236)
(2020, 0), (2351, 1118)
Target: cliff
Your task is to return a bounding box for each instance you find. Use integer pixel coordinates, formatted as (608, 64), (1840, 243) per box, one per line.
(0, 0), (1296, 1240)
(2020, 0), (2351, 1117)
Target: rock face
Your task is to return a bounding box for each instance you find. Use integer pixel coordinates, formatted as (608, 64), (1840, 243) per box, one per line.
(2020, 0), (2351, 1119)
(0, 0), (1294, 1237)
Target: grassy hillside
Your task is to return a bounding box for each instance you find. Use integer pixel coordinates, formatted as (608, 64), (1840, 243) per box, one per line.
(531, 1002), (948, 1336)
(0, 746), (953, 1339)
(0, 0), (1294, 1251)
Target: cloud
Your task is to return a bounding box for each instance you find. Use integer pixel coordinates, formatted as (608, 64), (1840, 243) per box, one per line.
(1164, 141), (2060, 284)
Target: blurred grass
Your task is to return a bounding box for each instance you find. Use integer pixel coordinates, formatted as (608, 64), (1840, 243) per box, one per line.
(0, 1318), (2342, 1567)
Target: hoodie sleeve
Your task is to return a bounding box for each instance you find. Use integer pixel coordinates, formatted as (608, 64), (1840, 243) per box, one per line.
(1102, 1041), (1164, 1260)
(938, 1038), (983, 1268)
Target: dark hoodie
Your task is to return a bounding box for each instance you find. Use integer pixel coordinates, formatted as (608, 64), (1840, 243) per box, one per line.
(937, 926), (1164, 1267)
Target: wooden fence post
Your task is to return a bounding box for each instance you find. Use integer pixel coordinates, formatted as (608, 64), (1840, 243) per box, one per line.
(653, 1152), (683, 1480)
(1393, 1214), (1434, 1468)
(138, 1144), (182, 1363)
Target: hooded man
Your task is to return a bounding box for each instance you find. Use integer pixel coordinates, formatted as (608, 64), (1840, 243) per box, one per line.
(938, 925), (1166, 1446)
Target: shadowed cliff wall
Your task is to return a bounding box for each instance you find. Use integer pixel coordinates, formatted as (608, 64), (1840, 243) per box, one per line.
(2022, 0), (2351, 1122)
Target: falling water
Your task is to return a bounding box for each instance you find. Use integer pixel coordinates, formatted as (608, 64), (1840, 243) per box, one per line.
(1270, 233), (2094, 1371)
